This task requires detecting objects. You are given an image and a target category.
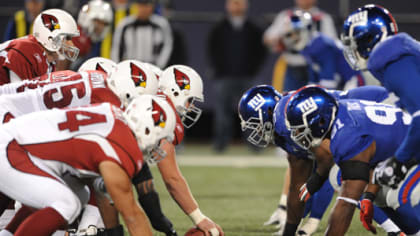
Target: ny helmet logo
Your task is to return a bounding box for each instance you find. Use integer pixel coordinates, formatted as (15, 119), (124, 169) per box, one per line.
(248, 93), (265, 111)
(297, 97), (318, 115)
(174, 68), (190, 90)
(41, 14), (60, 32)
(152, 100), (167, 128)
(130, 62), (147, 88)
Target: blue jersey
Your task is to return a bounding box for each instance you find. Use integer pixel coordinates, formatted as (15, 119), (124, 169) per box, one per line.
(302, 33), (363, 89)
(330, 99), (410, 166)
(368, 33), (420, 162)
(273, 86), (390, 159)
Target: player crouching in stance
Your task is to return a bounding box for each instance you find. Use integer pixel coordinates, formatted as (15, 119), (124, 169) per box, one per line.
(285, 86), (420, 236)
(0, 95), (176, 236)
(239, 84), (403, 236)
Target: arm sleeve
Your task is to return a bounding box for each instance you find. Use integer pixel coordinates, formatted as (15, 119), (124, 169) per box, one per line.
(331, 128), (374, 164)
(320, 14), (337, 39)
(263, 11), (288, 42)
(155, 18), (173, 68)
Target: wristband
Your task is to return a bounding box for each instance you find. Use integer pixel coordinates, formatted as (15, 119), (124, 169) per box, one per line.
(283, 223), (298, 236)
(362, 192), (376, 201)
(306, 172), (328, 195)
(188, 208), (206, 225)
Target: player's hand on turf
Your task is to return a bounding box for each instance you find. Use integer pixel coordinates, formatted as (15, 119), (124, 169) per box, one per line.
(373, 157), (408, 189)
(197, 218), (224, 236)
(299, 183), (311, 202)
(360, 195), (376, 234)
(263, 205), (286, 230)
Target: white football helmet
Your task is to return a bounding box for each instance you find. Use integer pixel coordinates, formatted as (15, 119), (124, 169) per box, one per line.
(124, 95), (176, 164)
(108, 60), (159, 108)
(78, 57), (117, 77)
(33, 9), (80, 61)
(160, 65), (204, 128)
(77, 0), (113, 42)
(143, 62), (163, 79)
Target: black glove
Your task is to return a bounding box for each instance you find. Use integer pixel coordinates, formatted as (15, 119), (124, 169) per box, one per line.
(374, 157), (408, 189)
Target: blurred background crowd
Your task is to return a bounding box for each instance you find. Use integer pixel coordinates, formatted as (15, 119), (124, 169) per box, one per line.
(0, 0), (419, 153)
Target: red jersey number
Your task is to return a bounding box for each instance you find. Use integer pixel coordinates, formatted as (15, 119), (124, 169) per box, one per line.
(58, 110), (107, 132)
(44, 81), (87, 109)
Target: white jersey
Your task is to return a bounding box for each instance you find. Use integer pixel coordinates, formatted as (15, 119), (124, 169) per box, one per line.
(1, 103), (143, 179)
(0, 70), (121, 123)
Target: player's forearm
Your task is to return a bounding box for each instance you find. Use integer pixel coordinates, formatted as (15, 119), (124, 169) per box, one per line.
(325, 200), (356, 236)
(164, 174), (198, 214)
(286, 183), (305, 224)
(96, 191), (120, 228)
(122, 206), (153, 236)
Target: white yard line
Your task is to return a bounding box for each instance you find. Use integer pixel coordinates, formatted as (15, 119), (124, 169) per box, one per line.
(174, 155), (289, 167)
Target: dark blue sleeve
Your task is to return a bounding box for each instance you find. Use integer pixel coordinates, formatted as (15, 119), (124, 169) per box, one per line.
(331, 128), (374, 164)
(383, 56), (420, 162)
(344, 86), (389, 103)
(395, 116), (420, 162)
(3, 19), (16, 42)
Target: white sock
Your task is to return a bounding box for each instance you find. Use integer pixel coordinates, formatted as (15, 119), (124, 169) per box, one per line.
(279, 194), (287, 206)
(380, 219), (400, 233)
(0, 230), (13, 236)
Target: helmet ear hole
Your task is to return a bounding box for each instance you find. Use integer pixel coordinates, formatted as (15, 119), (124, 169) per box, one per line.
(126, 93), (131, 99)
(174, 92), (179, 97)
(319, 117), (325, 126)
(145, 127), (150, 135)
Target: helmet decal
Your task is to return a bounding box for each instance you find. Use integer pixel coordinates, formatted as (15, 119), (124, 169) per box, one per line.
(96, 63), (106, 73)
(174, 68), (190, 90)
(41, 14), (61, 32)
(152, 99), (167, 128)
(130, 62), (147, 88)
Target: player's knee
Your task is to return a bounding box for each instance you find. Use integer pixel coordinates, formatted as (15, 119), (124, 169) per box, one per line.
(51, 193), (82, 224)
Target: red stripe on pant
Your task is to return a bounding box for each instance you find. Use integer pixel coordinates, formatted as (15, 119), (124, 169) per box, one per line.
(402, 170), (420, 204)
(6, 140), (59, 181)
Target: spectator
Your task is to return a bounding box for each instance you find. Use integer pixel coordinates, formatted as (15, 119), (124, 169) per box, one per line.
(207, 0), (267, 153)
(57, 0), (114, 71)
(160, 0), (189, 65)
(264, 0), (336, 92)
(3, 0), (45, 41)
(111, 0), (173, 68)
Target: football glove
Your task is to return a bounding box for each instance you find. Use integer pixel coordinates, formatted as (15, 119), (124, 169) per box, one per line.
(373, 157), (408, 189)
(297, 217), (320, 236)
(263, 205), (287, 230)
(360, 192), (377, 234)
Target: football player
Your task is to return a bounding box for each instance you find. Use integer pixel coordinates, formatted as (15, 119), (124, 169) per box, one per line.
(0, 9), (79, 84)
(0, 95), (176, 236)
(58, 0), (114, 71)
(0, 59), (158, 235)
(285, 86), (420, 235)
(279, 10), (365, 90)
(341, 4), (420, 190)
(98, 65), (224, 236)
(239, 85), (403, 236)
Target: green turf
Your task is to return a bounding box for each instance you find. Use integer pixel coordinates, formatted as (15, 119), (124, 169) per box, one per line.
(130, 166), (389, 236)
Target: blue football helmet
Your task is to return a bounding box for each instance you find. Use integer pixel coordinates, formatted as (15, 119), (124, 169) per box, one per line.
(283, 10), (314, 51)
(238, 85), (282, 147)
(285, 86), (338, 150)
(341, 4), (398, 70)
